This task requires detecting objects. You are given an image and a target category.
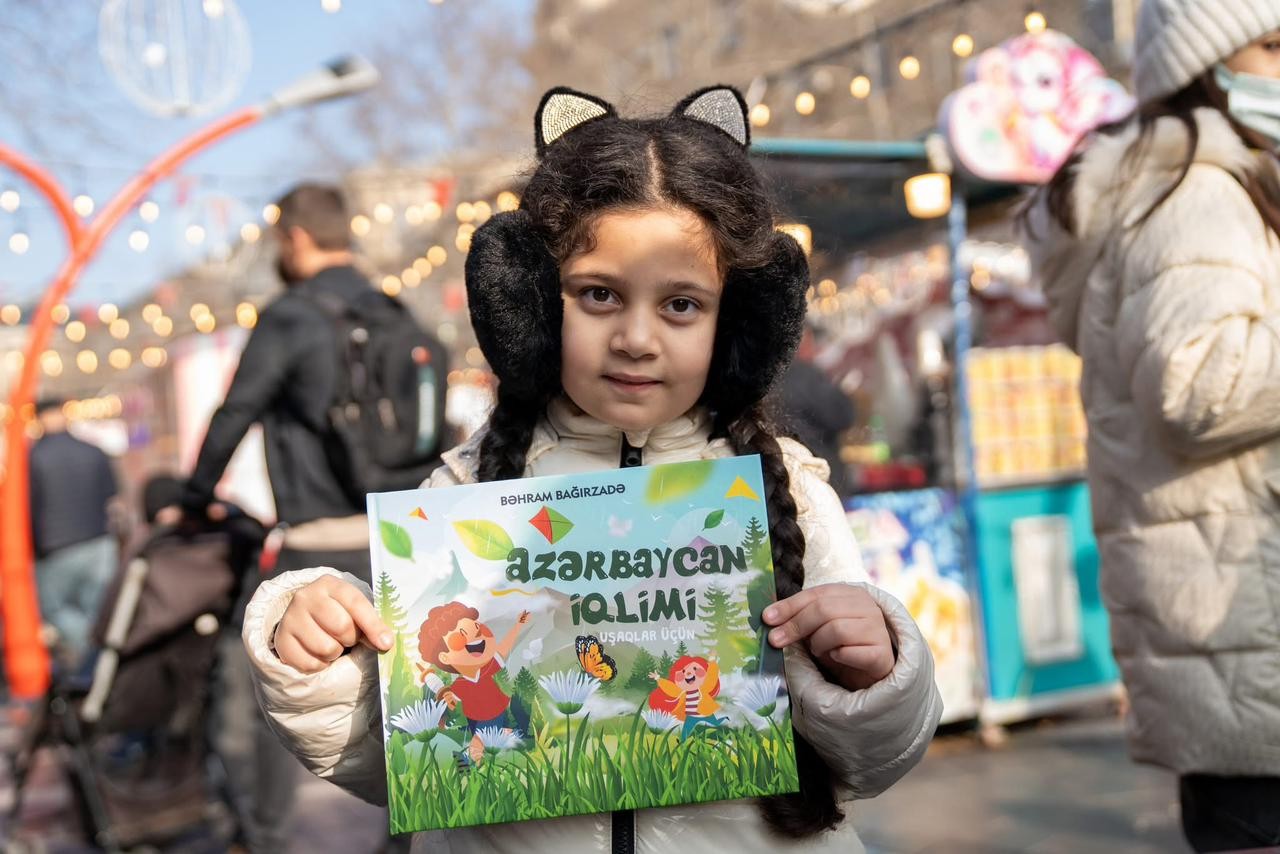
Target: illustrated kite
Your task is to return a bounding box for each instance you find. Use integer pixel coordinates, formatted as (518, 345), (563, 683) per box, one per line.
(529, 505), (574, 544)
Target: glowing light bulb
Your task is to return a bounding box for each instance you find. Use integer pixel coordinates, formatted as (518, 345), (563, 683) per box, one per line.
(73, 194), (95, 217)
(129, 229), (150, 252)
(139, 200), (160, 222)
(9, 232), (29, 254)
(0, 190), (19, 212)
(899, 55), (921, 80)
(794, 91), (816, 115)
(66, 320), (86, 342)
(953, 33), (975, 57)
(850, 75), (871, 99)
(98, 303), (119, 324)
(750, 103), (771, 127)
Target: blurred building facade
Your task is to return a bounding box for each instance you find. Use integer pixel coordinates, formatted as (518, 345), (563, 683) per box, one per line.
(526, 0), (1136, 140)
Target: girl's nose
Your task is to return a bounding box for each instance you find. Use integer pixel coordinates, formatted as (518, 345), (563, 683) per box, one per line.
(610, 310), (659, 359)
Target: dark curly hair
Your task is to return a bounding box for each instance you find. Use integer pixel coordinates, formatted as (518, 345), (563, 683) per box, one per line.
(464, 88), (837, 836)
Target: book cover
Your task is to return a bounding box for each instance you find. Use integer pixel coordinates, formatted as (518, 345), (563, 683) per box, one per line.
(367, 455), (799, 833)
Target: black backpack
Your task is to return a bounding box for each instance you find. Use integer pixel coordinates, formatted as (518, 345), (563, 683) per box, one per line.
(309, 289), (449, 500)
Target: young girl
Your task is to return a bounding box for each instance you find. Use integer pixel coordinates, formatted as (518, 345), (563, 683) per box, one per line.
(243, 85), (942, 853)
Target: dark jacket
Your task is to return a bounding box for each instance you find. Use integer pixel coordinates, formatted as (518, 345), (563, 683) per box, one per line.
(182, 265), (371, 526)
(30, 431), (118, 558)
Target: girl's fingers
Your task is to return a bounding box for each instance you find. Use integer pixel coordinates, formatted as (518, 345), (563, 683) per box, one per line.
(329, 582), (394, 650)
(274, 626), (331, 673)
(293, 613), (347, 662)
(310, 596), (360, 648)
(826, 644), (894, 681)
(767, 589), (869, 648)
(805, 617), (884, 661)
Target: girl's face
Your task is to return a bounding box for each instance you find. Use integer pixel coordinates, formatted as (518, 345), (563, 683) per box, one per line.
(676, 662), (708, 689)
(1226, 30), (1280, 79)
(560, 207), (723, 434)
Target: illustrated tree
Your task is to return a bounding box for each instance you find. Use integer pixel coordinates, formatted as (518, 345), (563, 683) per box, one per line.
(512, 666), (545, 734)
(627, 648), (660, 692)
(376, 574), (421, 717)
(675, 640), (690, 659)
(698, 584), (750, 672)
(657, 651), (674, 679)
(741, 517), (772, 571)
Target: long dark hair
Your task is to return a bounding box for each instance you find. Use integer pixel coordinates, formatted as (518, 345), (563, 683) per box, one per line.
(1035, 71), (1280, 238)
(475, 113), (843, 835)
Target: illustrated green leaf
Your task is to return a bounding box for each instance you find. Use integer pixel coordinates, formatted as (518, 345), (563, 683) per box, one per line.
(452, 519), (515, 560)
(380, 521), (414, 560)
(645, 460), (714, 504)
(703, 509), (725, 530)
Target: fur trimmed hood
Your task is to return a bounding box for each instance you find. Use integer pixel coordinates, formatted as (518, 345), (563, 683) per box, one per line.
(1025, 108), (1262, 348)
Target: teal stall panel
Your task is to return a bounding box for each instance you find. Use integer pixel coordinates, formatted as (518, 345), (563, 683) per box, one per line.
(974, 481), (1118, 702)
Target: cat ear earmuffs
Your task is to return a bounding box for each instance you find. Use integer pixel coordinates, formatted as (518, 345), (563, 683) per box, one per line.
(463, 85), (809, 414)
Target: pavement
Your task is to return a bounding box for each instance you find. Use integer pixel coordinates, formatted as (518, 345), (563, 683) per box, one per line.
(1, 703), (1186, 853)
(858, 712), (1188, 854)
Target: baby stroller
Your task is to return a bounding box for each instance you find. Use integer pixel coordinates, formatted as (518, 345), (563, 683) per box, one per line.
(5, 501), (265, 853)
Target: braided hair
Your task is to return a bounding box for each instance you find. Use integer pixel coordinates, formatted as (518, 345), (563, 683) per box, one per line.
(466, 90), (839, 835)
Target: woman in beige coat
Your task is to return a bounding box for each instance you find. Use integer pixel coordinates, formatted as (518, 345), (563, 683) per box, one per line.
(1026, 1), (1280, 849)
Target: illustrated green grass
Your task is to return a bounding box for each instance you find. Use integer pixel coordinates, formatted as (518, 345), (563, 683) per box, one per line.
(384, 707), (799, 833)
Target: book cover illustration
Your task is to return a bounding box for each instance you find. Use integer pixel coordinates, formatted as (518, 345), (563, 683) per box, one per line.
(367, 455), (799, 833)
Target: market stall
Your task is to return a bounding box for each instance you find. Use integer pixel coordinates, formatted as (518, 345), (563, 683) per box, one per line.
(751, 30), (1130, 730)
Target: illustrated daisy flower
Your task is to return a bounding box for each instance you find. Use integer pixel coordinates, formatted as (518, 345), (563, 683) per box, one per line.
(474, 726), (523, 752)
(388, 698), (448, 738)
(641, 709), (680, 734)
(538, 670), (600, 716)
(734, 675), (783, 721)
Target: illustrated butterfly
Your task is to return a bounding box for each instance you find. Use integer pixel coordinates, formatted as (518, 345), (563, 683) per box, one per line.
(575, 635), (617, 683)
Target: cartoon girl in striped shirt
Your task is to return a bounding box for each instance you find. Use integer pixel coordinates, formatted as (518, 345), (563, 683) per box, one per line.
(649, 656), (726, 741)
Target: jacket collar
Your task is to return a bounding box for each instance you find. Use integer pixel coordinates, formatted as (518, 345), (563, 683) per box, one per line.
(540, 396), (712, 454)
(439, 397), (716, 483)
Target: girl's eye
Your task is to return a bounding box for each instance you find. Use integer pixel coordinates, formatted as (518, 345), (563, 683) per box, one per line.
(1263, 38), (1280, 52)
(666, 297), (699, 315)
(578, 286), (618, 309)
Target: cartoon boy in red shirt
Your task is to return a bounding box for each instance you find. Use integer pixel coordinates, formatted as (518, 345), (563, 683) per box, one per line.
(419, 601), (531, 764)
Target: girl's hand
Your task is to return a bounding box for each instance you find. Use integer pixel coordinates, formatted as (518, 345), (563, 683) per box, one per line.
(763, 584), (895, 692)
(272, 576), (393, 673)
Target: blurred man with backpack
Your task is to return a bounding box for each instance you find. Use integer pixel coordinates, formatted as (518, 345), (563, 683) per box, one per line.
(181, 183), (448, 583)
(180, 183), (443, 853)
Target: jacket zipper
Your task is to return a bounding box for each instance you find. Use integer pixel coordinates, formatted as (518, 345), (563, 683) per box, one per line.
(612, 436), (642, 854)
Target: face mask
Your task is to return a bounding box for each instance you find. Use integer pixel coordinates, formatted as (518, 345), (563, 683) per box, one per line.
(1215, 63), (1280, 150)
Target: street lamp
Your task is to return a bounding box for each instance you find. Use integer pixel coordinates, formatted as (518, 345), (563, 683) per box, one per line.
(0, 56), (378, 698)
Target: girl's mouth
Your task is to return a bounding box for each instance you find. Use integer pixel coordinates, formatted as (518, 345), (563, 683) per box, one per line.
(605, 374), (661, 395)
(465, 639), (487, 655)
(684, 674), (696, 684)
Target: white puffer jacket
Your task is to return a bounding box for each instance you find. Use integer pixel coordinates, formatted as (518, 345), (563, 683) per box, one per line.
(1026, 108), (1280, 775)
(242, 398), (942, 853)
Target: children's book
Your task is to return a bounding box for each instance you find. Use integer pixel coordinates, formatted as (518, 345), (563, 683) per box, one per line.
(367, 455), (799, 833)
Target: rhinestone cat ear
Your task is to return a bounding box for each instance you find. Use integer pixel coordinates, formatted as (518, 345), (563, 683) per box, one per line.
(671, 85), (750, 148)
(535, 87), (617, 157)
